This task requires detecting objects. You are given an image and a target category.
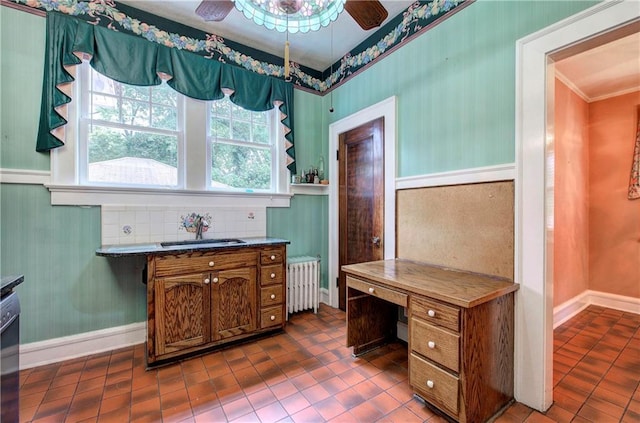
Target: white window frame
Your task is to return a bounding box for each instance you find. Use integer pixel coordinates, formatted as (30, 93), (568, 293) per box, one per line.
(77, 66), (185, 189)
(47, 62), (291, 207)
(206, 96), (282, 193)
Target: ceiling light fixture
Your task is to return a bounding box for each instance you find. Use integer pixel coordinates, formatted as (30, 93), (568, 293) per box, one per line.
(233, 0), (346, 33)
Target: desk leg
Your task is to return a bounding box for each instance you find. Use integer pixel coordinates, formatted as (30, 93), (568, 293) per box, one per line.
(346, 287), (396, 356)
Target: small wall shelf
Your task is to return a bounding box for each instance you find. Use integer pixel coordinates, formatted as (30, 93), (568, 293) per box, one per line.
(291, 183), (329, 196)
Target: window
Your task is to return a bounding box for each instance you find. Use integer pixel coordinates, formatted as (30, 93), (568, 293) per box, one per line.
(55, 62), (290, 204)
(79, 67), (182, 187)
(209, 97), (275, 191)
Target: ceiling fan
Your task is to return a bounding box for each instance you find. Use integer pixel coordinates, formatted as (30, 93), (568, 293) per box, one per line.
(195, 0), (389, 31)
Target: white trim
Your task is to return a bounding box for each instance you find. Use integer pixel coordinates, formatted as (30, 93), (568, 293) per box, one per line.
(20, 322), (146, 370)
(320, 287), (330, 306)
(0, 168), (50, 185)
(515, 0), (639, 412)
(395, 163), (515, 190)
(46, 184), (292, 207)
(328, 96), (397, 308)
(553, 291), (590, 328)
(554, 70), (590, 103)
(554, 291), (640, 328)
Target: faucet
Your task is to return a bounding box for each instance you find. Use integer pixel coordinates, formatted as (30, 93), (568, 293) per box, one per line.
(195, 217), (204, 240)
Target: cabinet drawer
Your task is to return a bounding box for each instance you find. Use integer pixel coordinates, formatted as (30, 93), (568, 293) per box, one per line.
(347, 276), (408, 307)
(260, 306), (283, 329)
(411, 297), (459, 332)
(261, 286), (283, 307)
(410, 352), (459, 416)
(261, 248), (284, 265)
(411, 318), (459, 372)
(261, 264), (284, 286)
(155, 251), (258, 277)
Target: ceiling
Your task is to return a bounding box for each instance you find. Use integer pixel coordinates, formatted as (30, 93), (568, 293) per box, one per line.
(117, 1), (639, 96)
(555, 31), (640, 102)
(119, 0), (415, 71)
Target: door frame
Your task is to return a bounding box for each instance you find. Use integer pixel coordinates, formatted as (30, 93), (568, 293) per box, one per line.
(328, 96), (397, 308)
(515, 1), (639, 412)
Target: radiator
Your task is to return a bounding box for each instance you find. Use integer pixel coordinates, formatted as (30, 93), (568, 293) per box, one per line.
(286, 256), (320, 318)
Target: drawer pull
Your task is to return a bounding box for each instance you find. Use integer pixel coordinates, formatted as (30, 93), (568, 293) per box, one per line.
(212, 277), (219, 283)
(368, 287), (375, 294)
(426, 380), (434, 389)
(204, 278), (210, 284)
(427, 341), (436, 349)
(427, 309), (436, 317)
(270, 255), (276, 260)
(270, 294), (276, 300)
(270, 273), (276, 278)
(270, 315), (276, 321)
(208, 261), (215, 267)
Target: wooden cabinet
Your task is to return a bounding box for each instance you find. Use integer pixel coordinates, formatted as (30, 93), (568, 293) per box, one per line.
(343, 259), (519, 423)
(147, 244), (286, 365)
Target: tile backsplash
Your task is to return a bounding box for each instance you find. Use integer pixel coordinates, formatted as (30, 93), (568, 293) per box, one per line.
(101, 205), (267, 245)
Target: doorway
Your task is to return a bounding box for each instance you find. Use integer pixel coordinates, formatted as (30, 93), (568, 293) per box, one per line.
(328, 96), (397, 309)
(516, 1), (639, 412)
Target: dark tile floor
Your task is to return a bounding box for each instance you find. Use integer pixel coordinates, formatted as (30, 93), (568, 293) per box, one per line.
(18, 304), (639, 422)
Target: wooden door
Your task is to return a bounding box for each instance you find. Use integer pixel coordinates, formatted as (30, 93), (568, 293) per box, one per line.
(155, 273), (210, 356)
(338, 117), (385, 310)
(211, 267), (257, 340)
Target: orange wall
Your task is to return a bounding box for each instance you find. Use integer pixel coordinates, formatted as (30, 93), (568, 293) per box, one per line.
(589, 90), (640, 298)
(554, 78), (590, 306)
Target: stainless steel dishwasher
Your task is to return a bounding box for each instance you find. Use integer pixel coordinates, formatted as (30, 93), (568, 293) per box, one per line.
(1, 275), (23, 423)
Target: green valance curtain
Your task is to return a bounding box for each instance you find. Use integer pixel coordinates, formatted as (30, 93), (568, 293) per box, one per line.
(36, 11), (296, 173)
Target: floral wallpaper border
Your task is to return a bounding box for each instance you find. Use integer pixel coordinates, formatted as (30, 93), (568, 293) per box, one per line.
(8, 0), (468, 93)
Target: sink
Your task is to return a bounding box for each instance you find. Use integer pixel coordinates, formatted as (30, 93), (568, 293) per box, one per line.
(160, 239), (246, 247)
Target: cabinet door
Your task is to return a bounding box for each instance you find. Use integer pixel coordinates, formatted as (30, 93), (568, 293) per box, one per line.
(212, 267), (257, 340)
(155, 273), (210, 356)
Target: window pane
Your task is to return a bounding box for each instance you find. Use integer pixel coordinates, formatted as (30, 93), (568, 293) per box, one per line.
(152, 105), (177, 130)
(91, 94), (120, 122)
(253, 123), (269, 144)
(232, 120), (251, 142)
(91, 71), (117, 95)
(212, 117), (231, 138)
(87, 125), (178, 186)
(231, 103), (251, 121)
(121, 99), (150, 127)
(211, 143), (271, 190)
(252, 111), (267, 125)
(151, 84), (177, 106)
(211, 99), (230, 117)
(122, 85), (150, 102)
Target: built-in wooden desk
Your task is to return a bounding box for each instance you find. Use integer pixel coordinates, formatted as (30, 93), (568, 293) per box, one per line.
(342, 259), (520, 423)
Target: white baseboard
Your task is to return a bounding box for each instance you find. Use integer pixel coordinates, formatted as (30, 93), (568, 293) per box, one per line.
(20, 322), (146, 369)
(553, 290), (640, 328)
(320, 287), (330, 307)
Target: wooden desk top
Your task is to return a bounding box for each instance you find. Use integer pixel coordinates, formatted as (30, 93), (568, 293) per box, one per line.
(342, 259), (519, 308)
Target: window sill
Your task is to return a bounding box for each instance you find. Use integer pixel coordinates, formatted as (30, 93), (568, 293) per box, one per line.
(46, 184), (292, 207)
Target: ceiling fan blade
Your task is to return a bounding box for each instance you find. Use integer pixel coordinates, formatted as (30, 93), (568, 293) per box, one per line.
(195, 0), (234, 22)
(344, 0), (389, 31)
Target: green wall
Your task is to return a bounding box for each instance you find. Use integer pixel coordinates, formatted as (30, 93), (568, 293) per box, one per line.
(1, 0), (597, 344)
(324, 0), (597, 176)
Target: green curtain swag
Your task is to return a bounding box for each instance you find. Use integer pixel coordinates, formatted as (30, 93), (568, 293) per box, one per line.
(37, 12), (296, 174)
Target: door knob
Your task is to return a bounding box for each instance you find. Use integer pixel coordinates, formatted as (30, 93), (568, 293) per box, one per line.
(371, 236), (380, 247)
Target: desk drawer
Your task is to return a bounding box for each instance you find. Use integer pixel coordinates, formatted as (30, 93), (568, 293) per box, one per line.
(260, 306), (283, 329)
(155, 251), (258, 277)
(261, 265), (284, 286)
(410, 352), (459, 416)
(347, 276), (407, 307)
(261, 248), (284, 265)
(261, 285), (283, 307)
(411, 297), (459, 332)
(411, 318), (459, 372)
